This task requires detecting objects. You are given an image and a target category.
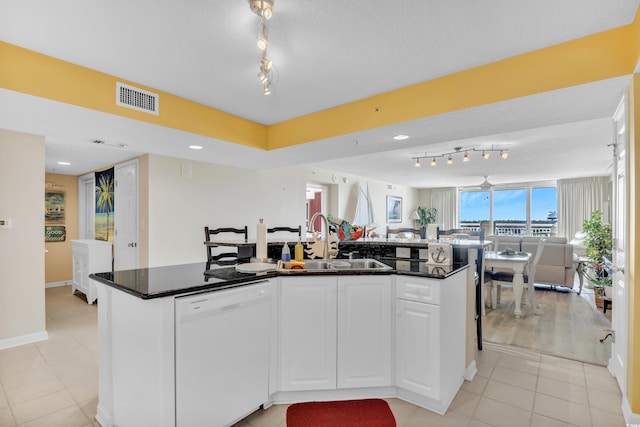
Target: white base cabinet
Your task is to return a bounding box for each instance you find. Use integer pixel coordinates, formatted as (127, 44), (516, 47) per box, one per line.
(395, 274), (466, 414)
(96, 270), (470, 426)
(337, 276), (392, 388)
(278, 275), (392, 392)
(72, 239), (112, 304)
(279, 276), (338, 391)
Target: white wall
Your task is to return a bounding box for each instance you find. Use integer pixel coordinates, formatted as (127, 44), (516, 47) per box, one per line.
(0, 129), (47, 346)
(144, 154), (418, 266)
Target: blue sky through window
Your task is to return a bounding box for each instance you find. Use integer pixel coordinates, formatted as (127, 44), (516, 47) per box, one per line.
(460, 187), (557, 222)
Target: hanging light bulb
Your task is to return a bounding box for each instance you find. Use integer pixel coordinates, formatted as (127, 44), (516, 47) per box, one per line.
(257, 38), (267, 50)
(414, 158), (421, 168)
(482, 151), (490, 159)
(463, 152), (469, 162)
(249, 0), (274, 20)
(447, 155), (453, 165)
(500, 150), (508, 159)
(261, 58), (272, 71)
(431, 157), (436, 166)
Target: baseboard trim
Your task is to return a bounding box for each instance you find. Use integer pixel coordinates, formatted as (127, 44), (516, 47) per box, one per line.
(0, 330), (49, 350)
(622, 395), (640, 424)
(96, 404), (114, 427)
(464, 360), (477, 381)
(45, 280), (72, 288)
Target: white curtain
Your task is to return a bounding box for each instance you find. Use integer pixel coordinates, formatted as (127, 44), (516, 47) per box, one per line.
(430, 188), (457, 230)
(557, 176), (608, 240)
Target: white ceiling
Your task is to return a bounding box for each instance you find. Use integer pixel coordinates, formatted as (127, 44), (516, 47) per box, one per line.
(0, 0), (638, 188)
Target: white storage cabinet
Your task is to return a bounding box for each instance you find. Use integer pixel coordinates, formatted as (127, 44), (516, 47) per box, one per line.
(395, 273), (466, 414)
(72, 239), (112, 304)
(278, 275), (392, 391)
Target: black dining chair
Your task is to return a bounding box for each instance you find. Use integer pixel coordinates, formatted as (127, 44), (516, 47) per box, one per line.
(267, 226), (302, 239)
(204, 226), (249, 267)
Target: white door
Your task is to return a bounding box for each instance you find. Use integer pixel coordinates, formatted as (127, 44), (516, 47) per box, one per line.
(279, 276), (337, 391)
(114, 160), (138, 271)
(610, 97), (628, 392)
(396, 299), (441, 399)
(337, 276), (392, 388)
(78, 173), (95, 239)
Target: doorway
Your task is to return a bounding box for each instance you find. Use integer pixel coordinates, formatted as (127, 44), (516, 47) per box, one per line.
(306, 183), (327, 237)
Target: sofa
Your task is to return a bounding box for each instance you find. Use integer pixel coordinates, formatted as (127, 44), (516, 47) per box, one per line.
(486, 236), (575, 289)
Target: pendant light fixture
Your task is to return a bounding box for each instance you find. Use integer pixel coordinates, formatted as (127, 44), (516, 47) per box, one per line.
(248, 0), (275, 95)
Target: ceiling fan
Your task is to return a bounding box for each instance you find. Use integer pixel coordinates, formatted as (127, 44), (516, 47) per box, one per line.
(479, 175), (493, 190)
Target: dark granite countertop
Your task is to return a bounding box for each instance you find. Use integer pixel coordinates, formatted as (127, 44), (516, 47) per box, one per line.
(90, 258), (470, 300)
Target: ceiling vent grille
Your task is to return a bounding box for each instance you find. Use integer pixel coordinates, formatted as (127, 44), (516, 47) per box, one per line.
(116, 82), (159, 115)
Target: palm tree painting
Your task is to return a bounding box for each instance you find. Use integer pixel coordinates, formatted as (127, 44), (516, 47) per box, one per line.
(95, 168), (115, 242)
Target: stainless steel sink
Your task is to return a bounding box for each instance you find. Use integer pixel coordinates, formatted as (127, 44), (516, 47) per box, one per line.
(280, 258), (392, 273)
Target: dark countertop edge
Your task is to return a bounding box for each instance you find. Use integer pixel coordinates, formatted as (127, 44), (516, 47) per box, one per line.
(90, 271), (280, 300)
(89, 263), (470, 300)
(395, 263), (470, 279)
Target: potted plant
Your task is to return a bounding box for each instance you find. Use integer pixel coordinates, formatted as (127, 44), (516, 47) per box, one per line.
(415, 207), (437, 239)
(582, 210), (613, 301)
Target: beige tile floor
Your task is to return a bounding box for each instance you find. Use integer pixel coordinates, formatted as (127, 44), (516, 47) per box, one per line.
(0, 285), (627, 427)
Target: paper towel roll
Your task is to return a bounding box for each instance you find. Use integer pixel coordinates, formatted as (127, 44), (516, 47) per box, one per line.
(256, 219), (267, 260)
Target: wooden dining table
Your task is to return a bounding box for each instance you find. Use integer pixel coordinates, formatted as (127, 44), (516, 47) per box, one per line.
(484, 251), (532, 318)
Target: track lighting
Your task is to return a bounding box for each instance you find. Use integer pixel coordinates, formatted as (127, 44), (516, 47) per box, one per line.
(411, 145), (509, 168)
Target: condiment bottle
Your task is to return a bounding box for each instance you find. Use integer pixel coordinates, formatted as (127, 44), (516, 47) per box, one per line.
(294, 239), (304, 261)
(281, 242), (291, 262)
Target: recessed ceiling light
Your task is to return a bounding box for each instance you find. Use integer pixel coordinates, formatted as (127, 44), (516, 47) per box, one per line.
(57, 161), (71, 166)
(189, 145), (203, 150)
(393, 134), (409, 140)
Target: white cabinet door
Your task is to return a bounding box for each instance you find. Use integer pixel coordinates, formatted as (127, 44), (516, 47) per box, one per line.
(279, 276), (337, 391)
(337, 276), (392, 388)
(396, 299), (441, 400)
(71, 240), (112, 304)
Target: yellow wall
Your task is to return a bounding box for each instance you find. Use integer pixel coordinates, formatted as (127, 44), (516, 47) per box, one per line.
(44, 173), (78, 284)
(0, 42), (266, 149)
(0, 130), (46, 341)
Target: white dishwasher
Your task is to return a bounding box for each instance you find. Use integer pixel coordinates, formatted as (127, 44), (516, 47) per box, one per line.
(175, 280), (272, 427)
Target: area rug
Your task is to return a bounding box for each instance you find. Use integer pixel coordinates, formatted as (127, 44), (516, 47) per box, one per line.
(286, 398), (396, 427)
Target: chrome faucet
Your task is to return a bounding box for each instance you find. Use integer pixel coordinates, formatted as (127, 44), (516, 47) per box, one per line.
(308, 212), (332, 260)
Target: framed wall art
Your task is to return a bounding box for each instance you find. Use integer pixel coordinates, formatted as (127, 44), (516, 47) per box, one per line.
(45, 191), (65, 224)
(386, 196), (402, 223)
(45, 225), (66, 242)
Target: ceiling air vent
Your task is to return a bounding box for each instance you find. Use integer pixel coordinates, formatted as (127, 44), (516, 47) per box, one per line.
(116, 82), (159, 115)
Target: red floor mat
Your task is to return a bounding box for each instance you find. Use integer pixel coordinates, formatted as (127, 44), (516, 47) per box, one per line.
(286, 398), (396, 427)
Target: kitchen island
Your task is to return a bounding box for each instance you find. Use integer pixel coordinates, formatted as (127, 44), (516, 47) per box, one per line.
(91, 257), (472, 427)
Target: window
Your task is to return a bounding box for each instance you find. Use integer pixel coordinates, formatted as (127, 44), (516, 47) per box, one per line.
(459, 185), (557, 236)
(460, 191), (490, 224)
(494, 189), (527, 235)
(531, 187), (557, 236)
